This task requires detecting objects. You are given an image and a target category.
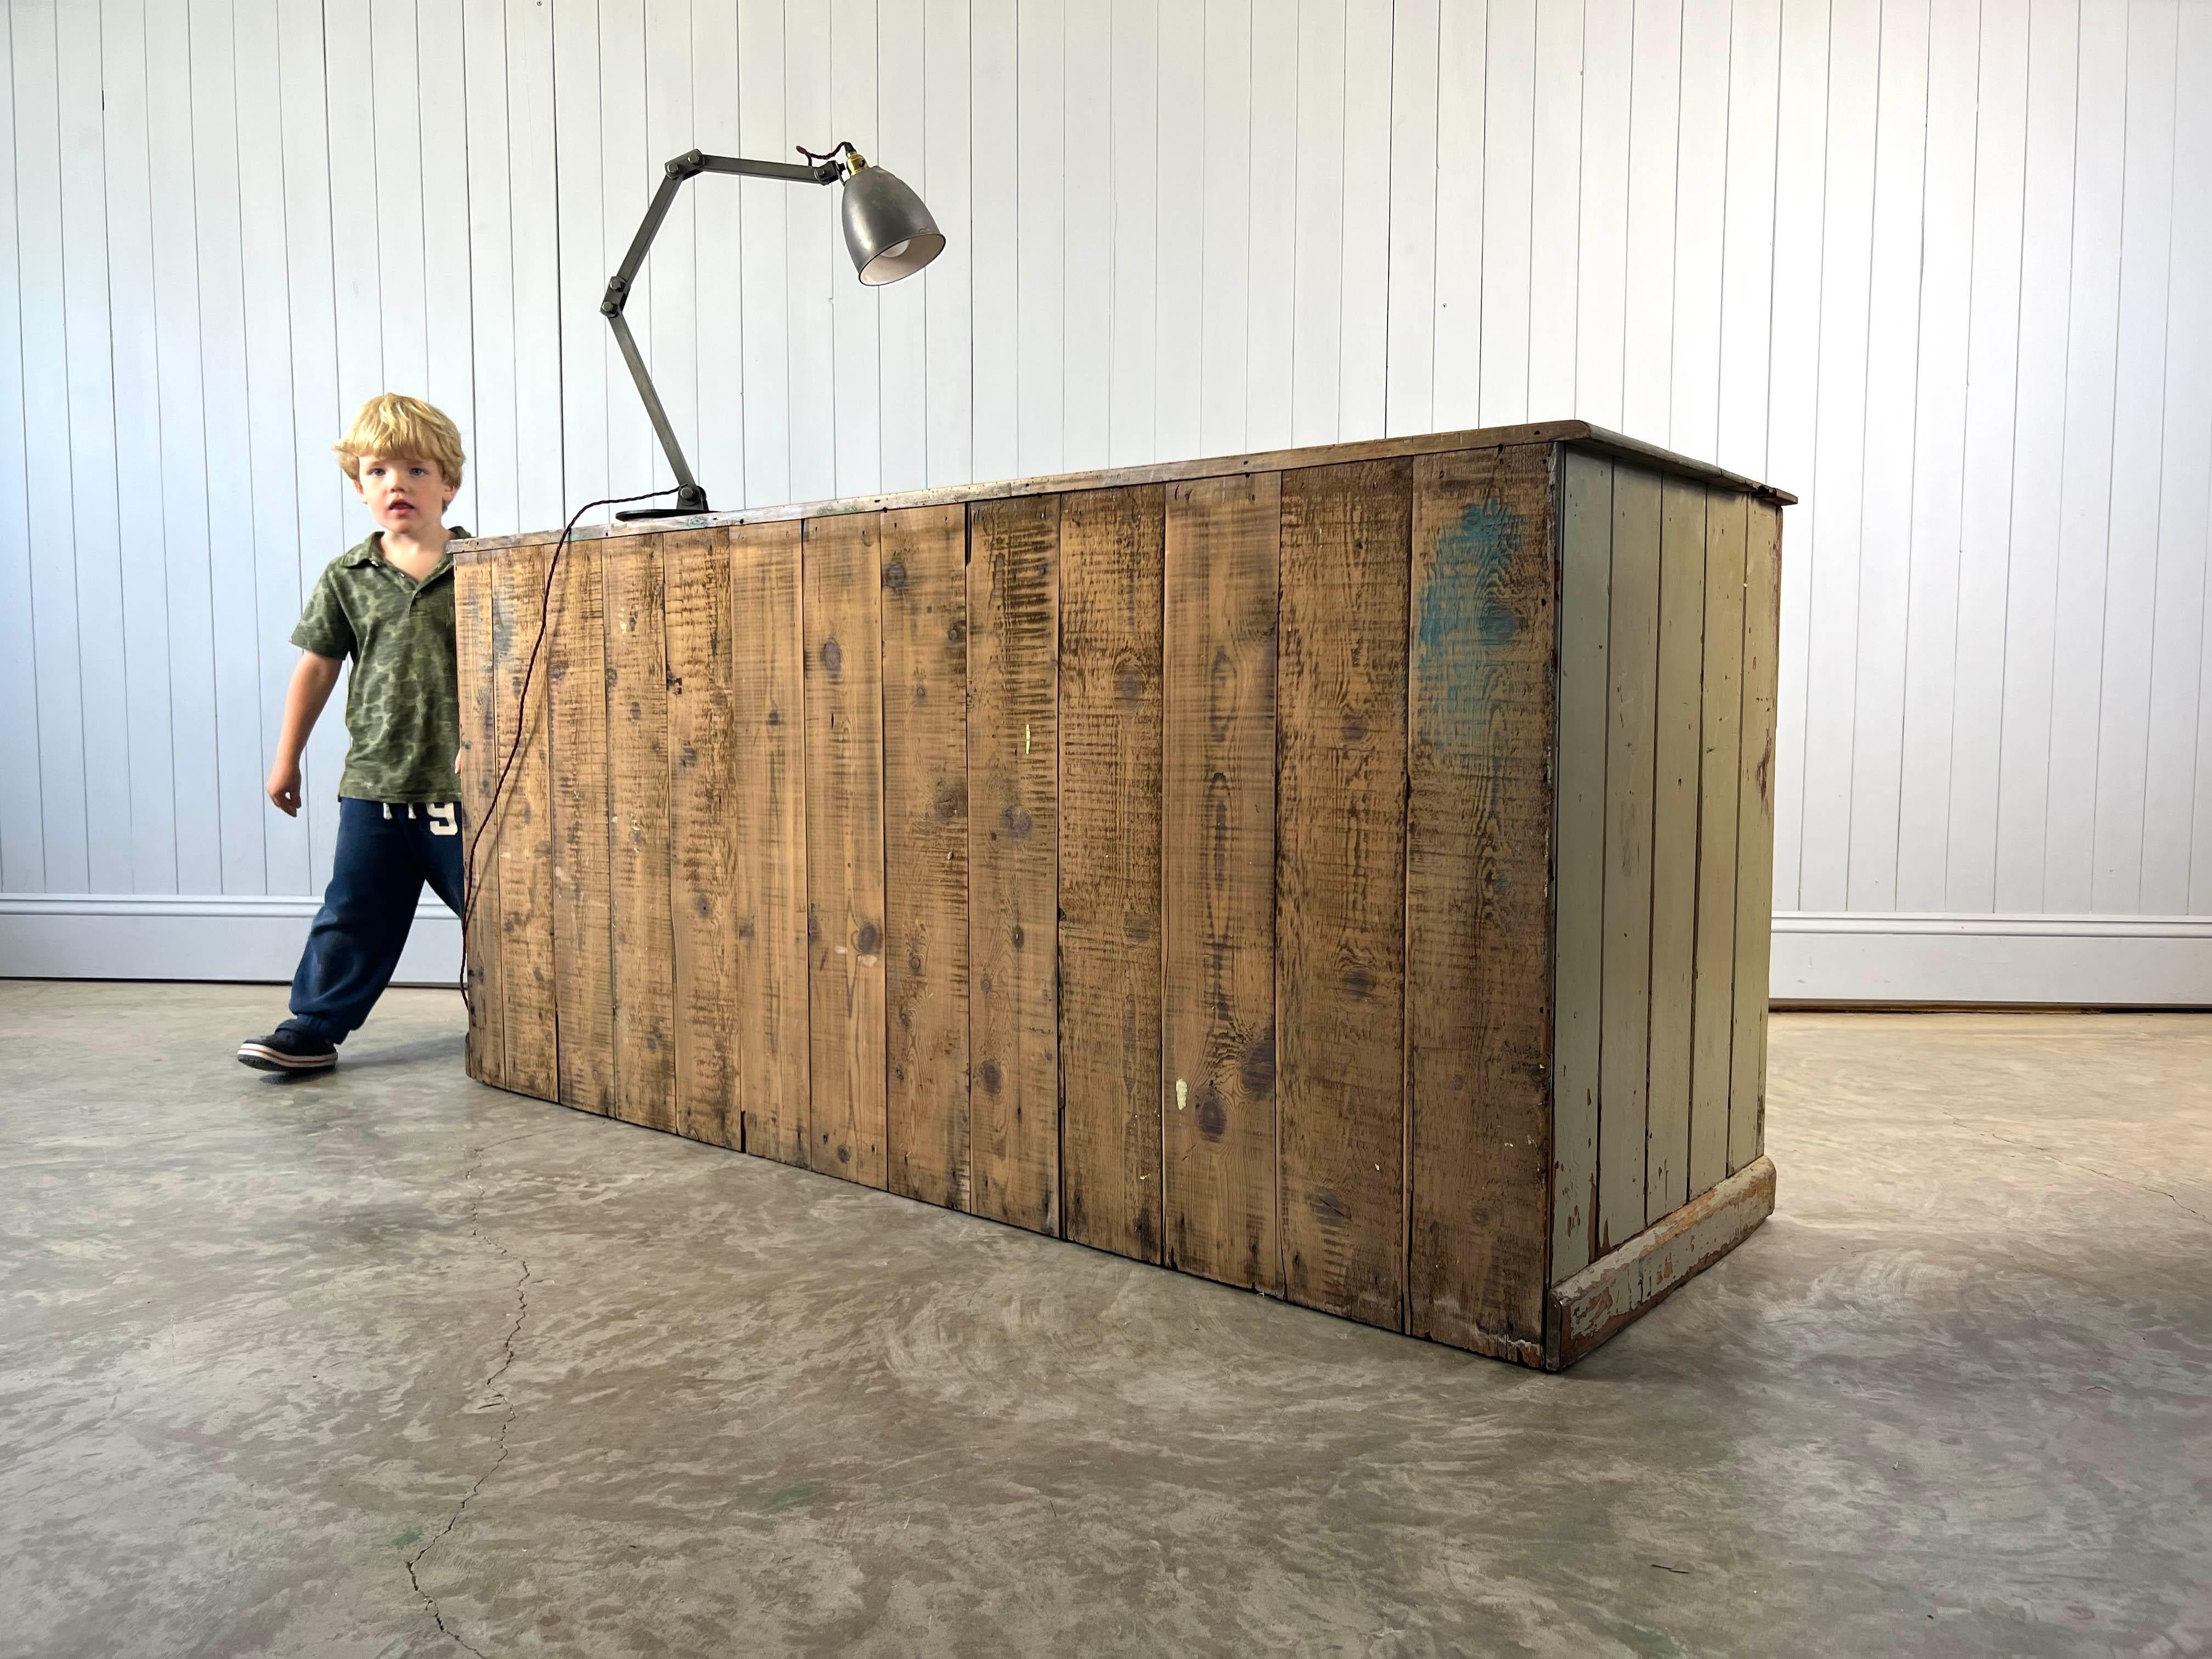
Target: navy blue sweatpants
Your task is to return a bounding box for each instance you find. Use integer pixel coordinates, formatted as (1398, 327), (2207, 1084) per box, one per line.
(287, 797), (466, 1044)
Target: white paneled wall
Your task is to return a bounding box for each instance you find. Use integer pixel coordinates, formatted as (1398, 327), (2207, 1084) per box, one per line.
(4, 0), (2211, 1000)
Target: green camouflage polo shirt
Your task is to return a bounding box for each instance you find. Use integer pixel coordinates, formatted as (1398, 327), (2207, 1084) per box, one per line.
(291, 528), (472, 803)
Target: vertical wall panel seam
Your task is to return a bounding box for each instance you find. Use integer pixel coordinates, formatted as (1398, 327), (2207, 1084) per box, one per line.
(229, 0), (269, 895)
(2127, 15), (2181, 910)
(2078, 0), (2132, 906)
(45, 7), (91, 889)
(186, 0), (229, 893)
(1757, 0), (1784, 481)
(1375, 0), (1397, 442)
(1573, 0), (1587, 409)
(742, 0), (754, 506)
(1662, 0), (1684, 447)
(1102, 0), (1114, 456)
(2023, 0), (2086, 912)
(1521, 13), (1536, 412)
(309, 0), (336, 888)
(138, 0), (182, 893)
(1573, 0), (1594, 433)
(92, 0), (139, 888)
(368, 13), (383, 386)
(1477, 0), (1490, 413)
(1935, 0), (1988, 907)
(1148, 0), (1159, 457)
(1986, 0), (2031, 913)
(416, 0), (432, 399)
(1881, 0), (1936, 908)
(876, 0), (884, 491)
(1612, 0), (1631, 424)
(969, 0), (978, 488)
(1711, 0), (1735, 462)
(1836, 0), (1883, 910)
(2179, 8), (2212, 910)
(8, 2), (44, 889)
(1782, 0), (1837, 913)
(917, 0), (926, 489)
(2084, 0), (2151, 910)
(1066, 9), (1075, 473)
(1283, 0), (1291, 449)
(295, 0), (325, 888)
(599, 0), (612, 495)
(266, 0), (302, 891)
(1013, 1), (1019, 469)
(545, 0), (567, 513)
(461, 0), (482, 534)
(1420, 0), (1439, 431)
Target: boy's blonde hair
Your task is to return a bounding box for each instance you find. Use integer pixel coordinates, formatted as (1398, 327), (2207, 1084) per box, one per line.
(332, 393), (466, 488)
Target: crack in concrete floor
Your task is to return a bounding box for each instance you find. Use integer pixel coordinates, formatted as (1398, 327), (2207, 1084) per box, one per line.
(403, 1141), (533, 1657)
(1945, 1111), (2212, 1229)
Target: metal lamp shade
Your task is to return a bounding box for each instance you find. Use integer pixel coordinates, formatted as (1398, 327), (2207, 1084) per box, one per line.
(840, 165), (945, 285)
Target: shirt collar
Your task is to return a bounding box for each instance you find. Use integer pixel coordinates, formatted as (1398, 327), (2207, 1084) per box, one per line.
(342, 528), (471, 575)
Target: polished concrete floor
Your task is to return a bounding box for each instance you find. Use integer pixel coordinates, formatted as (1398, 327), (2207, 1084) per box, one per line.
(2, 983), (2207, 1659)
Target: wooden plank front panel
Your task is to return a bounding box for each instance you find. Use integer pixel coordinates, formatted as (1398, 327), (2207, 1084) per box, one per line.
(967, 495), (1061, 1233)
(882, 504), (970, 1209)
(1689, 493), (1747, 1196)
(1058, 485), (1166, 1262)
(1646, 482), (1706, 1221)
(1277, 459), (1410, 1328)
(1551, 452), (1612, 1280)
(547, 540), (616, 1116)
(1406, 445), (1558, 1356)
(1163, 473), (1282, 1293)
(803, 512), (889, 1188)
(490, 547), (558, 1101)
(665, 529), (741, 1150)
(1731, 503), (1783, 1173)
(1598, 466), (1662, 1253)
(603, 540), (676, 1132)
(455, 560), (505, 1090)
(730, 522), (810, 1166)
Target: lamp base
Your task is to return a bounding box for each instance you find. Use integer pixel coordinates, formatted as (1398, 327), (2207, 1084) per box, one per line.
(617, 484), (712, 521)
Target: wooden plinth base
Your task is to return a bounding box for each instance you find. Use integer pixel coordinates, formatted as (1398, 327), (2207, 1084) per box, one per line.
(1545, 1157), (1777, 1370)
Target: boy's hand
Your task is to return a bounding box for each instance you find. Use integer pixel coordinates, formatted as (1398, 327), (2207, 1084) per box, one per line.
(267, 761), (303, 818)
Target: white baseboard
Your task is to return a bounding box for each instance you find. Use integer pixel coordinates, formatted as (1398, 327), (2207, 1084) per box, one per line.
(1771, 911), (2212, 1007)
(0, 894), (461, 988)
(2, 897), (2206, 1008)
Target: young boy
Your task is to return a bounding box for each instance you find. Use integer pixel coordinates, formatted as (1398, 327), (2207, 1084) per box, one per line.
(237, 394), (475, 1073)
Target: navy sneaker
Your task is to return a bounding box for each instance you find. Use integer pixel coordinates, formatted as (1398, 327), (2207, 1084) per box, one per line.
(237, 1025), (337, 1073)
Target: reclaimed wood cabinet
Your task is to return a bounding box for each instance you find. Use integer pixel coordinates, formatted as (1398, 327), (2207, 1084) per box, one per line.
(453, 422), (1791, 1369)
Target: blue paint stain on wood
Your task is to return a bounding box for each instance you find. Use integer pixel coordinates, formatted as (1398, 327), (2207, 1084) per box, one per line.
(1417, 498), (1526, 762)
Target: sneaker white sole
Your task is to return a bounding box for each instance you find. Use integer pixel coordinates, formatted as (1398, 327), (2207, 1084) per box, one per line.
(236, 1042), (337, 1072)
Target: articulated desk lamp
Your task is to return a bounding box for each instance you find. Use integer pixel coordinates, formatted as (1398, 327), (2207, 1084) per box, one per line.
(600, 139), (945, 520)
(461, 139), (943, 993)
